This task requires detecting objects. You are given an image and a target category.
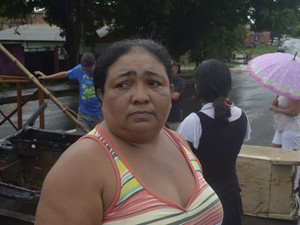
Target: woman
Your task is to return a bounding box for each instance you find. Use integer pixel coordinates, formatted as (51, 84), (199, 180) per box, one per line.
(270, 48), (300, 150)
(34, 39), (223, 225)
(270, 96), (300, 150)
(177, 59), (251, 225)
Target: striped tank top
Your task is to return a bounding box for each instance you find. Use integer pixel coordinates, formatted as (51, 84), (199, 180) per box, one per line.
(84, 126), (223, 225)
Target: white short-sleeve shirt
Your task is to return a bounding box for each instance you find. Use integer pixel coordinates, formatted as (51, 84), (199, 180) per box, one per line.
(177, 102), (251, 149)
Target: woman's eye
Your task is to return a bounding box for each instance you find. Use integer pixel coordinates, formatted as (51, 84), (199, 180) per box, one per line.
(148, 80), (161, 87)
(116, 82), (129, 89)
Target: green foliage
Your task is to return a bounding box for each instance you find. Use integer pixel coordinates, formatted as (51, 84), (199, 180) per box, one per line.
(249, 0), (299, 38)
(250, 44), (278, 57)
(1, 0), (298, 67)
(110, 0), (172, 40)
(0, 83), (10, 90)
(237, 43), (277, 59)
(111, 0), (251, 62)
(295, 25), (300, 37)
(0, 0), (42, 19)
(0, 0), (112, 67)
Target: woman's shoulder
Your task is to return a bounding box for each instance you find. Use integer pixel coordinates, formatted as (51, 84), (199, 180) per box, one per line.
(49, 137), (113, 184)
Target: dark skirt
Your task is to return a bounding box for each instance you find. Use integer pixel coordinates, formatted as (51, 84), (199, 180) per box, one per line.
(219, 190), (243, 225)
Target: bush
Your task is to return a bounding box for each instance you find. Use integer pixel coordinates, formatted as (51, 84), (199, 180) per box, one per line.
(295, 25), (300, 37)
(239, 43), (277, 58)
(0, 83), (10, 90)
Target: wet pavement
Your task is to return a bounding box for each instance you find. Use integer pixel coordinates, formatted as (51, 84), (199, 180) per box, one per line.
(231, 64), (275, 147)
(0, 62), (299, 224)
(0, 83), (78, 140)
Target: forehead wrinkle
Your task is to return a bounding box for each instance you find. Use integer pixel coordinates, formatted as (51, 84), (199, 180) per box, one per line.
(144, 70), (167, 81)
(111, 70), (136, 81)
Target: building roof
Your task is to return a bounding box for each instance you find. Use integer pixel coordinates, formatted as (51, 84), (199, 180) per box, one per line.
(0, 24), (65, 42)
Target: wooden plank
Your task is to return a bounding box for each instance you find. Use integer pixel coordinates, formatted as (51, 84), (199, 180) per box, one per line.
(237, 145), (300, 221)
(269, 165), (295, 214)
(0, 208), (35, 223)
(240, 145), (300, 165)
(243, 211), (298, 221)
(237, 157), (272, 214)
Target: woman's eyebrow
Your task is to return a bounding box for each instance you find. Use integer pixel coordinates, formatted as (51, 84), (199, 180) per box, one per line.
(111, 69), (166, 81)
(144, 70), (166, 79)
(111, 70), (136, 81)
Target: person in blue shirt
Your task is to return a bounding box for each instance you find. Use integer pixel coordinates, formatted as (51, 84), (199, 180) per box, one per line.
(34, 53), (103, 132)
(166, 60), (185, 130)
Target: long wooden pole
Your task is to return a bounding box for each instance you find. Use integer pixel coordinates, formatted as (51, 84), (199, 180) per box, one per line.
(0, 43), (89, 133)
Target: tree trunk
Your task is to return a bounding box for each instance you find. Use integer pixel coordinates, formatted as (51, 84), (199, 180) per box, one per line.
(63, 7), (83, 68)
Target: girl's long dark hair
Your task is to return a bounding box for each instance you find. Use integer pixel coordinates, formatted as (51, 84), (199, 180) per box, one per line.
(195, 59), (232, 125)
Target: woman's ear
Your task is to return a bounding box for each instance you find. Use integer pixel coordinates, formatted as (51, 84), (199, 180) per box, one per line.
(97, 88), (103, 103)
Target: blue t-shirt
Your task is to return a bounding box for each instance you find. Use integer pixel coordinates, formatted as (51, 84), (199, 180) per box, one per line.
(67, 64), (102, 116)
(167, 74), (185, 122)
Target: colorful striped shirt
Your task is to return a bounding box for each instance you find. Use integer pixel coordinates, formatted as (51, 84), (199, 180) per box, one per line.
(84, 126), (223, 224)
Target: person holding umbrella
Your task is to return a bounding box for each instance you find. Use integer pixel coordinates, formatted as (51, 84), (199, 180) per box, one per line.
(268, 48), (300, 150)
(247, 48), (300, 202)
(247, 47), (300, 151)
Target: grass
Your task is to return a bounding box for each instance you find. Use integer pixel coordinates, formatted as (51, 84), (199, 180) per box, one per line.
(180, 43), (279, 80)
(238, 43), (278, 58)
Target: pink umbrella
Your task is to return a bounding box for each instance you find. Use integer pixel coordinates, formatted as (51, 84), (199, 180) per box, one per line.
(247, 52), (300, 100)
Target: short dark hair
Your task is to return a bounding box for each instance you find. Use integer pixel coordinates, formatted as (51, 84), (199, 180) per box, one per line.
(80, 53), (95, 67)
(94, 39), (172, 94)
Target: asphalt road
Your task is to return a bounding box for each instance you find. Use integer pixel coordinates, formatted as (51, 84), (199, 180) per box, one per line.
(231, 64), (275, 147)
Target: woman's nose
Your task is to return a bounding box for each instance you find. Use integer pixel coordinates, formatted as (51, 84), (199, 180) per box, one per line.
(132, 84), (150, 104)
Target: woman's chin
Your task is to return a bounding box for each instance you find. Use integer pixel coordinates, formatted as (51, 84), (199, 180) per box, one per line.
(121, 123), (162, 140)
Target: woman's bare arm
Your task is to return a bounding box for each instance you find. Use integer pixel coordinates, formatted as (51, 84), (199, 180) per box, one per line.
(34, 139), (106, 225)
(270, 98), (300, 116)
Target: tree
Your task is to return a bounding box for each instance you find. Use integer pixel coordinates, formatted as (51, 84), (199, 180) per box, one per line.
(249, 0), (299, 39)
(5, 0), (292, 66)
(0, 0), (112, 67)
(168, 0), (250, 61)
(42, 0), (114, 66)
(111, 0), (250, 62)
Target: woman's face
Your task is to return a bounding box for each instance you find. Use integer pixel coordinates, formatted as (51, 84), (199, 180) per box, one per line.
(98, 49), (172, 143)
